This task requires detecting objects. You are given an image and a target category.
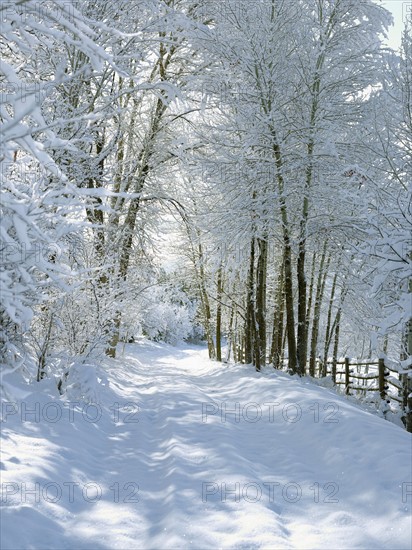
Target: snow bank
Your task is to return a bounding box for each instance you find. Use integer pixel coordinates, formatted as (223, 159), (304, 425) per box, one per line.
(1, 341), (411, 549)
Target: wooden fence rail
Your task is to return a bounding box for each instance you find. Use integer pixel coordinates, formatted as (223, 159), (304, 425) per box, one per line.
(312, 357), (412, 433)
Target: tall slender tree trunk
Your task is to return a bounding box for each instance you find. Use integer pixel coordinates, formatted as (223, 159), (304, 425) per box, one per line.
(226, 304), (235, 363)
(297, 233), (307, 374)
(283, 238), (297, 373)
(322, 271), (338, 375)
(304, 251), (317, 373)
(270, 262), (285, 369)
(309, 241), (329, 376)
(272, 132), (297, 373)
(255, 237), (268, 369)
(245, 238), (256, 365)
(106, 172), (145, 357)
(331, 281), (348, 380)
(197, 242), (216, 360)
(216, 266), (223, 362)
(332, 308), (341, 384)
(296, 3), (335, 373)
(280, 320), (287, 370)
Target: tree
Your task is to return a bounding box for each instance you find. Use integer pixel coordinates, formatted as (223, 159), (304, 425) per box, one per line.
(0, 0), (117, 371)
(181, 0), (392, 374)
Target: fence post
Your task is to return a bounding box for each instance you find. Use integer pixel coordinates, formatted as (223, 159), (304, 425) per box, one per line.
(378, 358), (386, 401)
(321, 357), (327, 378)
(406, 394), (412, 434)
(345, 357), (350, 395)
(318, 357), (324, 378)
(401, 366), (412, 433)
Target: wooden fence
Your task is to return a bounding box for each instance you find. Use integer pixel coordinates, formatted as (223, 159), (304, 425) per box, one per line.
(313, 357), (412, 433)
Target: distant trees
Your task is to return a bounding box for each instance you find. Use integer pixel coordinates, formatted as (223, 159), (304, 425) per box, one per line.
(178, 0), (395, 372)
(1, 0), (408, 385)
(361, 12), (412, 360)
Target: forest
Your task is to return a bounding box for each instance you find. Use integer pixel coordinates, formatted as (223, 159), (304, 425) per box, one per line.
(1, 2), (412, 549)
(2, 0), (411, 402)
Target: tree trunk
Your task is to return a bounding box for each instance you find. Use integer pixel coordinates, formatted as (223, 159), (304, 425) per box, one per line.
(309, 241), (329, 376)
(271, 129), (297, 374)
(198, 242), (216, 360)
(245, 238), (256, 365)
(216, 266), (223, 362)
(106, 38), (173, 358)
(297, 233), (307, 374)
(280, 320), (287, 370)
(283, 238), (297, 373)
(226, 304), (234, 363)
(322, 271), (338, 376)
(270, 263), (285, 369)
(255, 237), (268, 370)
(304, 251), (317, 373)
(332, 308), (342, 384)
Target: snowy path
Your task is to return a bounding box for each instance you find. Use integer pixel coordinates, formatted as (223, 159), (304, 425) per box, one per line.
(1, 341), (411, 549)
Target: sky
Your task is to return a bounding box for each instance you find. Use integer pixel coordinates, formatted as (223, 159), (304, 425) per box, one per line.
(382, 0), (408, 50)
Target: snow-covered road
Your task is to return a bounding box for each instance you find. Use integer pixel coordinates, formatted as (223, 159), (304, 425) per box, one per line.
(1, 341), (411, 549)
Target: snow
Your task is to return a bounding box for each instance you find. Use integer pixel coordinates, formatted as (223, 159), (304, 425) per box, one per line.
(1, 340), (411, 549)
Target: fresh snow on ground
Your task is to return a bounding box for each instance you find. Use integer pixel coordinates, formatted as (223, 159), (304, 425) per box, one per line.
(1, 340), (411, 549)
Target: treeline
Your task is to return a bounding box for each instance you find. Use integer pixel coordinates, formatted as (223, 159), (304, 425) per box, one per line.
(1, 1), (410, 382)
